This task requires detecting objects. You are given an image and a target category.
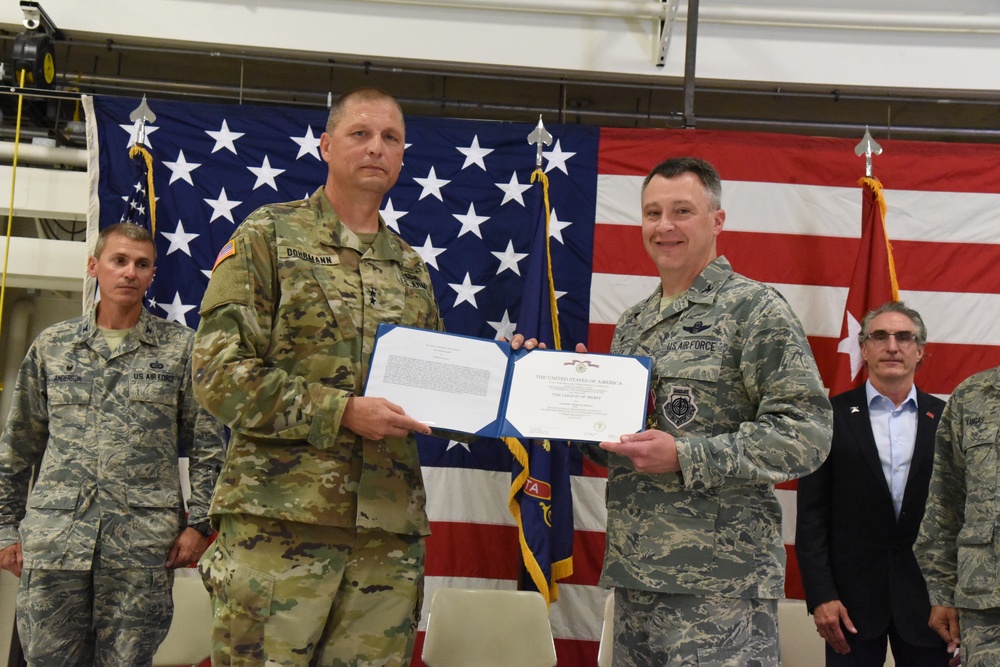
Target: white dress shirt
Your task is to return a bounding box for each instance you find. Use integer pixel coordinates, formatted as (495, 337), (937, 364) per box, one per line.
(866, 380), (918, 518)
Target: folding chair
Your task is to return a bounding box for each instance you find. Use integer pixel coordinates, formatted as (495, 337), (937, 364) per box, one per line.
(151, 568), (213, 666)
(421, 588), (557, 667)
(597, 590), (614, 667)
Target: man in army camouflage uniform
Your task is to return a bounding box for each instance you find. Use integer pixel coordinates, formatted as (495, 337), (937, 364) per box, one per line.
(0, 222), (226, 666)
(915, 365), (1000, 667)
(192, 88), (442, 666)
(519, 156), (832, 665)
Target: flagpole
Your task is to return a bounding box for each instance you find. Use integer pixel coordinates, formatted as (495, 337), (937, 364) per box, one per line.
(854, 126), (881, 179)
(506, 115), (575, 607)
(127, 96), (158, 237)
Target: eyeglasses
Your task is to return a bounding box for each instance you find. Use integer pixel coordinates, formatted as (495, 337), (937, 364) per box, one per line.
(864, 330), (919, 345)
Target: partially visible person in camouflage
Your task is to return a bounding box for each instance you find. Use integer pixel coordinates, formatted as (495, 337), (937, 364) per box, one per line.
(0, 222), (226, 666)
(915, 365), (1000, 667)
(192, 88), (442, 666)
(516, 156), (832, 665)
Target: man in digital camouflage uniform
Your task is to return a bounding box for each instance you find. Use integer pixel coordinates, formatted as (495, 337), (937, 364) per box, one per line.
(518, 157), (832, 665)
(192, 88), (442, 666)
(0, 222), (226, 666)
(915, 365), (1000, 667)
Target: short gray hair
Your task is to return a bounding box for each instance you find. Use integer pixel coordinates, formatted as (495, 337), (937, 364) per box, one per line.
(859, 301), (927, 345)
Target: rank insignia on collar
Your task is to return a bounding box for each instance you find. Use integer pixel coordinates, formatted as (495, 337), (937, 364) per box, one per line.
(682, 321), (711, 334)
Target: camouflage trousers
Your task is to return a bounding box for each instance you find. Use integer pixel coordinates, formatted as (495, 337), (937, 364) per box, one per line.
(16, 566), (173, 667)
(199, 514), (424, 667)
(612, 589), (780, 667)
(958, 607), (1000, 667)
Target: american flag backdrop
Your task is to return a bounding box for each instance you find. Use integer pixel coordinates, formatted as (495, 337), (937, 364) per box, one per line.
(84, 94), (1000, 666)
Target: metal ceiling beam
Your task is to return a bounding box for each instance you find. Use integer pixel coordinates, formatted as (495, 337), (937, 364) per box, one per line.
(359, 0), (1000, 33)
(682, 0), (698, 128)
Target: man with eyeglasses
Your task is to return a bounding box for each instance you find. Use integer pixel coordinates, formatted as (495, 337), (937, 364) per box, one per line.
(915, 364), (1000, 666)
(797, 301), (951, 666)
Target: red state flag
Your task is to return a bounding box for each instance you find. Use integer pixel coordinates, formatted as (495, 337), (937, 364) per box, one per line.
(828, 176), (900, 396)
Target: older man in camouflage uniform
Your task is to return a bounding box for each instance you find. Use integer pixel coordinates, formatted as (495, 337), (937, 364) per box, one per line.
(0, 222), (225, 666)
(192, 88), (442, 666)
(519, 157), (832, 665)
(915, 365), (1000, 667)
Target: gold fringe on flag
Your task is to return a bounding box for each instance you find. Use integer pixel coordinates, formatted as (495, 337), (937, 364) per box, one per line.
(530, 168), (561, 349)
(129, 144), (157, 237)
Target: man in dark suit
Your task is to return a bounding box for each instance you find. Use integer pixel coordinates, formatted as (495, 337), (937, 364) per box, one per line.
(797, 301), (951, 666)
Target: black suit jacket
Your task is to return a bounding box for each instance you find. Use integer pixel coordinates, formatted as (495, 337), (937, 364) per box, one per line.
(796, 384), (946, 645)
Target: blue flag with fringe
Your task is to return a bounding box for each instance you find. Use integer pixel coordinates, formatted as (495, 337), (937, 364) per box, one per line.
(504, 169), (575, 604)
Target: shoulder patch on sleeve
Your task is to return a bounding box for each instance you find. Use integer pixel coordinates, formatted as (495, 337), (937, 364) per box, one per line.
(212, 240), (236, 273)
(200, 236), (254, 314)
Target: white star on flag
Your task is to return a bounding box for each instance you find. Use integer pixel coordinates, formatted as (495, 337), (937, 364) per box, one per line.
(122, 182), (146, 211)
(119, 121), (159, 149)
(414, 166), (450, 201)
(206, 120), (244, 154)
(448, 273), (486, 309)
(160, 292), (197, 327)
(445, 440), (472, 453)
(543, 139), (576, 174)
(495, 172), (532, 207)
(163, 149), (201, 185)
(380, 199), (408, 233)
(291, 126), (323, 160)
(414, 235), (446, 270)
(161, 220), (199, 256)
(492, 240), (528, 275)
(548, 208), (572, 244)
(453, 203), (490, 239)
(248, 156), (286, 191)
(205, 187), (243, 223)
(836, 312), (865, 381)
(123, 182), (150, 216)
(457, 135), (494, 170)
(487, 309), (517, 340)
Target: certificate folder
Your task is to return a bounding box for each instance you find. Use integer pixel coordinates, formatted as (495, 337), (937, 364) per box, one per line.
(364, 324), (652, 442)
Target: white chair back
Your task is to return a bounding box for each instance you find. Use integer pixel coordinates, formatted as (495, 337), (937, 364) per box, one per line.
(421, 588), (557, 667)
(597, 591), (614, 667)
(151, 568), (213, 666)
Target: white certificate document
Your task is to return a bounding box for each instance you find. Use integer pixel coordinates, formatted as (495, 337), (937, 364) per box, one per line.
(364, 324), (651, 441)
(365, 325), (510, 435)
(504, 349), (652, 441)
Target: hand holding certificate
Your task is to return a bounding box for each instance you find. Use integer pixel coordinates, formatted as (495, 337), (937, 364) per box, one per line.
(364, 324), (651, 442)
